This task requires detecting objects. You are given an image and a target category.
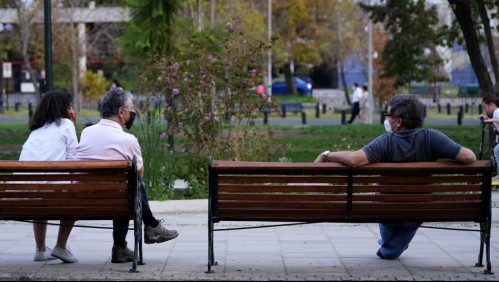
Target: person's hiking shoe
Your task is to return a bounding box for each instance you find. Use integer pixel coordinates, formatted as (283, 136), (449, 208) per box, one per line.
(144, 222), (179, 244)
(34, 247), (57, 262)
(50, 246), (78, 263)
(111, 245), (134, 263)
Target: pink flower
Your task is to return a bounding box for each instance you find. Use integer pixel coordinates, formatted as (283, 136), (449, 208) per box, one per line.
(178, 122), (183, 129)
(250, 69), (257, 78)
(260, 93), (266, 99)
(204, 113), (212, 121)
(172, 88), (180, 96)
(160, 132), (168, 139)
(226, 22), (234, 33)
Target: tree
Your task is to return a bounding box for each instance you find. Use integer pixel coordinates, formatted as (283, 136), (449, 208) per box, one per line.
(372, 26), (396, 108)
(446, 0), (498, 97)
(360, 0), (446, 88)
(309, 0), (365, 104)
(272, 0), (322, 94)
(11, 0), (42, 103)
(120, 0), (184, 58)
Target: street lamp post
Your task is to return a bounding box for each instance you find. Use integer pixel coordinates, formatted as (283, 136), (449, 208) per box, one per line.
(267, 0), (272, 100)
(367, 17), (373, 124)
(44, 0), (52, 92)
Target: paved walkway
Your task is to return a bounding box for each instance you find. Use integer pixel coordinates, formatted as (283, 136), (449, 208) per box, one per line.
(1, 194), (499, 281)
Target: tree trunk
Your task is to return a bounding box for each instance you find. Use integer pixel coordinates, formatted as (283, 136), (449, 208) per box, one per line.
(448, 0), (495, 97)
(339, 60), (351, 105)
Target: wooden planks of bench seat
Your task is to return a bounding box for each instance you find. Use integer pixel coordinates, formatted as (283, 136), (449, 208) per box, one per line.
(0, 160), (134, 220)
(210, 160), (490, 223)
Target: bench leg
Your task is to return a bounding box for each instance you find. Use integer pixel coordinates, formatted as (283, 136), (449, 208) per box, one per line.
(130, 192), (144, 273)
(477, 210), (493, 275)
(206, 215), (216, 273)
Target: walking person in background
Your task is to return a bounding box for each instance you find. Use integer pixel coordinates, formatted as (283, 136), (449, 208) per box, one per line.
(315, 93), (476, 260)
(480, 95), (499, 180)
(76, 87), (179, 263)
(347, 82), (363, 124)
(359, 84), (370, 123)
(20, 91), (79, 263)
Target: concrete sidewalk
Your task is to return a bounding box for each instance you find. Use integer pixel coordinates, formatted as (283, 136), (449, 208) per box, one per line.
(1, 197), (499, 281)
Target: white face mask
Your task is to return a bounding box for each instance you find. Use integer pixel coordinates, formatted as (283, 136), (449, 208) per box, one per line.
(384, 118), (393, 133)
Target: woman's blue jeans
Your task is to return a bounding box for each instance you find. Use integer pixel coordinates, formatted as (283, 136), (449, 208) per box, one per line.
(378, 222), (422, 259)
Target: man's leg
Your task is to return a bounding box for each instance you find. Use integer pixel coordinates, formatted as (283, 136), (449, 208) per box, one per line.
(138, 179), (159, 227)
(111, 219), (133, 263)
(139, 179), (179, 244)
(113, 220), (129, 248)
(493, 144), (499, 176)
(347, 102), (360, 124)
(377, 223), (420, 259)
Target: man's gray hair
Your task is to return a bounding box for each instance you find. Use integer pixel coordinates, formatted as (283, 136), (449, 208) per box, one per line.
(387, 94), (425, 129)
(100, 87), (133, 118)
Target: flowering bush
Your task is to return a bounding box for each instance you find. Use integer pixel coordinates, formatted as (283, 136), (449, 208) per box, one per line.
(138, 23), (285, 197)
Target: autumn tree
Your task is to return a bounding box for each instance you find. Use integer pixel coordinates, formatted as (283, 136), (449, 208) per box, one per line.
(360, 0), (446, 88)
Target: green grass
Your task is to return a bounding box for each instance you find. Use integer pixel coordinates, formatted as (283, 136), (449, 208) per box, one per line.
(1, 105), (491, 165)
(267, 124), (491, 162)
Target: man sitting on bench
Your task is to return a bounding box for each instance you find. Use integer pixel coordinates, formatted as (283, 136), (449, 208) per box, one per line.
(315, 93), (476, 259)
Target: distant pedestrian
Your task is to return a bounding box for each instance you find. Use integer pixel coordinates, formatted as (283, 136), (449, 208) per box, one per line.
(347, 82), (362, 124)
(359, 84), (370, 123)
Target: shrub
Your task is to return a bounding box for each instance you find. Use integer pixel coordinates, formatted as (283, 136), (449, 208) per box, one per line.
(137, 22), (286, 197)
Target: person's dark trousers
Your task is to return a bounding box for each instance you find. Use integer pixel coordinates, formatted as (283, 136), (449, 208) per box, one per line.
(348, 102), (360, 124)
(113, 179), (159, 248)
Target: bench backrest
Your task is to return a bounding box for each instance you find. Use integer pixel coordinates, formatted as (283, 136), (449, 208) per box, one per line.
(209, 160), (492, 223)
(0, 159), (138, 221)
(279, 102), (303, 113)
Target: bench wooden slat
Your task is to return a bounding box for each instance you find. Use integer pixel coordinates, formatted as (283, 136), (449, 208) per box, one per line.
(0, 173), (128, 182)
(0, 182), (129, 191)
(219, 175), (349, 183)
(218, 200), (348, 209)
(0, 191), (128, 199)
(217, 184), (482, 194)
(0, 198), (129, 207)
(219, 184), (346, 193)
(353, 184), (482, 193)
(218, 175), (482, 185)
(0, 160), (132, 170)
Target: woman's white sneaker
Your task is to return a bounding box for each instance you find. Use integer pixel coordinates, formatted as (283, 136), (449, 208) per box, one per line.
(50, 246), (78, 263)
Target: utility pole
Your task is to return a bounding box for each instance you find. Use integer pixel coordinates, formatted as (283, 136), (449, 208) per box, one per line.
(44, 0), (52, 92)
(367, 1), (374, 124)
(267, 0), (272, 100)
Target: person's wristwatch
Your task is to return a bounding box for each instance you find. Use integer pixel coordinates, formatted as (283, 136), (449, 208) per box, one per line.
(322, 150), (330, 162)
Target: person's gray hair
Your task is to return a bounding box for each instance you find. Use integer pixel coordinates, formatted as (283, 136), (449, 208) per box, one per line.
(387, 94), (424, 129)
(100, 87), (133, 118)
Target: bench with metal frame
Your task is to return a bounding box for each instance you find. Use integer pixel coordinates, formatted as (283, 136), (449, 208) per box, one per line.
(0, 157), (144, 273)
(207, 159), (494, 274)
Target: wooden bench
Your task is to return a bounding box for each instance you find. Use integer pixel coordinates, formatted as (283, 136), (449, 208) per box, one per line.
(207, 159), (494, 274)
(0, 157), (144, 272)
(279, 102), (306, 124)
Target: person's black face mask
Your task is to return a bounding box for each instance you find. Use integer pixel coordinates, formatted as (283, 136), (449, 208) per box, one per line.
(125, 111), (136, 129)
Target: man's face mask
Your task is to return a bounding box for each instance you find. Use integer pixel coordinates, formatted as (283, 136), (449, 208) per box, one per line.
(124, 109), (136, 129)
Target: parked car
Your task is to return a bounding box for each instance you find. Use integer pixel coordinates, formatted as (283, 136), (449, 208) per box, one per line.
(271, 77), (312, 95)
